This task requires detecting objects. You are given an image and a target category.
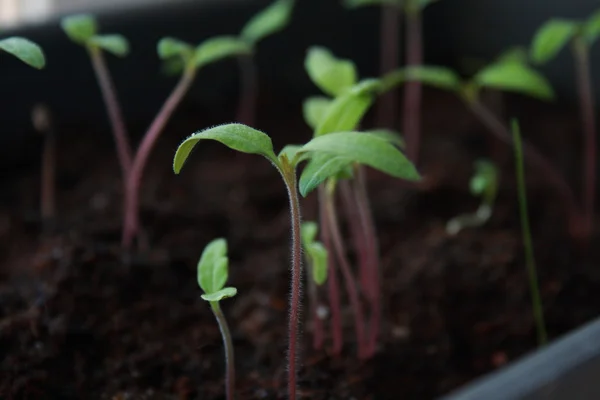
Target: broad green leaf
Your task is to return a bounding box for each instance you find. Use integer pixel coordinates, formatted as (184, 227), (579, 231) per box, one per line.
(364, 129), (405, 148)
(496, 46), (529, 64)
(278, 144), (303, 162)
(194, 36), (252, 69)
(404, 65), (462, 91)
(530, 19), (578, 64)
(174, 123), (278, 173)
(308, 242), (328, 285)
(0, 37), (45, 69)
(343, 0), (401, 8)
(197, 238), (228, 294)
(89, 34), (129, 57)
(301, 221), (318, 246)
(201, 287), (238, 302)
(473, 61), (554, 100)
(584, 9), (600, 44)
(305, 46), (358, 97)
(157, 37), (194, 60)
(240, 0), (294, 45)
(61, 14), (97, 45)
(299, 131), (420, 183)
(299, 154), (353, 196)
(303, 96), (332, 130)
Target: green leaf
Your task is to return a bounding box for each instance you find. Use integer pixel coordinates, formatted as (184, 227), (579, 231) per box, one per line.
(470, 159), (499, 203)
(197, 238), (228, 294)
(201, 287), (238, 302)
(473, 61), (554, 100)
(303, 96), (332, 130)
(404, 66), (462, 91)
(194, 36), (252, 69)
(301, 221), (318, 246)
(305, 46), (358, 97)
(61, 14), (98, 45)
(308, 242), (328, 285)
(89, 34), (129, 57)
(530, 19), (578, 64)
(584, 9), (600, 45)
(343, 0), (401, 8)
(363, 129), (405, 149)
(157, 37), (194, 60)
(240, 0), (294, 45)
(174, 123), (278, 174)
(496, 46), (529, 64)
(299, 154), (353, 196)
(0, 37), (45, 69)
(278, 144), (303, 163)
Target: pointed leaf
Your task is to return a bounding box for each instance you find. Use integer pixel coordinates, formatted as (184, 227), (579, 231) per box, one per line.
(174, 123), (278, 174)
(240, 0), (294, 45)
(473, 61), (554, 100)
(89, 34), (129, 57)
(363, 129), (405, 148)
(530, 19), (578, 64)
(201, 287), (238, 302)
(308, 242), (328, 285)
(585, 9), (600, 45)
(61, 14), (98, 45)
(303, 96), (332, 130)
(194, 36), (252, 69)
(0, 37), (45, 69)
(299, 154), (353, 196)
(404, 66), (461, 91)
(157, 37), (194, 60)
(197, 238), (228, 294)
(305, 46), (358, 97)
(301, 221), (318, 247)
(343, 0), (401, 8)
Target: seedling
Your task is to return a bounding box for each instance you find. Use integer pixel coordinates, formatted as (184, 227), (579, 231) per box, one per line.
(61, 14), (132, 177)
(446, 159), (499, 235)
(383, 59), (585, 239)
(0, 36), (45, 69)
(530, 9), (600, 240)
(512, 119), (547, 346)
(122, 36), (252, 248)
(197, 238), (238, 400)
(173, 123), (419, 399)
(32, 104), (56, 227)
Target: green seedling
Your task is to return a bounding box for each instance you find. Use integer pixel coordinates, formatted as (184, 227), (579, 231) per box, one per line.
(122, 36), (252, 249)
(512, 119), (547, 346)
(530, 10), (600, 240)
(0, 36), (45, 69)
(61, 14), (132, 177)
(197, 238), (238, 400)
(446, 159), (499, 235)
(32, 104), (56, 227)
(173, 123), (419, 399)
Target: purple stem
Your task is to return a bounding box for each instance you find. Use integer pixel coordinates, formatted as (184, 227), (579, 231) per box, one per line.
(403, 9), (423, 164)
(210, 301), (235, 400)
(236, 54), (258, 127)
(376, 4), (401, 129)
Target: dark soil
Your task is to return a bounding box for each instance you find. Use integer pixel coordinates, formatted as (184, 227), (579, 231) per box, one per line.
(1, 89), (600, 400)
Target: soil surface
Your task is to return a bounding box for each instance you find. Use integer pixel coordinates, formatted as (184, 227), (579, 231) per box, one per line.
(1, 89), (600, 399)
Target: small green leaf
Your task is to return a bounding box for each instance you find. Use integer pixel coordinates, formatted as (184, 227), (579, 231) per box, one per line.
(278, 144), (303, 163)
(363, 129), (405, 148)
(473, 61), (554, 100)
(301, 221), (318, 246)
(157, 37), (194, 60)
(305, 46), (358, 97)
(201, 287), (238, 302)
(404, 66), (462, 91)
(61, 14), (98, 45)
(530, 19), (578, 64)
(343, 0), (401, 8)
(308, 242), (328, 285)
(584, 9), (600, 45)
(174, 123), (278, 174)
(299, 154), (353, 196)
(194, 36), (252, 69)
(240, 0), (294, 45)
(89, 34), (129, 57)
(197, 238), (228, 294)
(470, 159), (499, 204)
(496, 46), (529, 64)
(303, 96), (332, 130)
(0, 37), (45, 69)
(161, 57), (186, 76)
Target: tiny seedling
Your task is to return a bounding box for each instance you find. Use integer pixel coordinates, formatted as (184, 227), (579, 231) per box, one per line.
(173, 123), (419, 399)
(0, 36), (45, 69)
(512, 119), (547, 346)
(197, 238), (238, 400)
(32, 104), (56, 227)
(446, 159), (499, 235)
(61, 14), (132, 177)
(530, 9), (600, 240)
(122, 36), (252, 248)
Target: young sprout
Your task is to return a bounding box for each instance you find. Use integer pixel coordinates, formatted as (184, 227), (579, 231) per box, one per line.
(511, 119), (547, 346)
(530, 9), (600, 240)
(197, 238), (238, 400)
(122, 36), (252, 249)
(446, 159), (499, 235)
(237, 0), (295, 126)
(173, 123), (419, 399)
(0, 36), (45, 69)
(61, 14), (132, 177)
(32, 104), (56, 227)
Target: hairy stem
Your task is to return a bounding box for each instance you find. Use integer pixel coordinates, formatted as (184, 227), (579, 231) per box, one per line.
(236, 54), (258, 127)
(512, 121), (548, 346)
(403, 9), (423, 164)
(210, 301), (236, 400)
(573, 38), (596, 239)
(376, 4), (401, 129)
(89, 47), (132, 177)
(122, 68), (197, 248)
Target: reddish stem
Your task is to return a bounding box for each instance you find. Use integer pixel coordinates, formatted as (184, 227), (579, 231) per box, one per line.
(376, 4), (401, 129)
(403, 9), (423, 164)
(236, 54), (258, 127)
(122, 68), (197, 248)
(34, 105), (56, 223)
(89, 47), (132, 177)
(210, 301), (236, 400)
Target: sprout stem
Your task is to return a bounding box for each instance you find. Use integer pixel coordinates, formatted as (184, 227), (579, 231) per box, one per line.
(33, 104), (56, 225)
(376, 4), (401, 129)
(403, 9), (423, 164)
(512, 120), (547, 346)
(122, 67), (197, 248)
(236, 54), (258, 127)
(89, 47), (132, 177)
(210, 301), (236, 400)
